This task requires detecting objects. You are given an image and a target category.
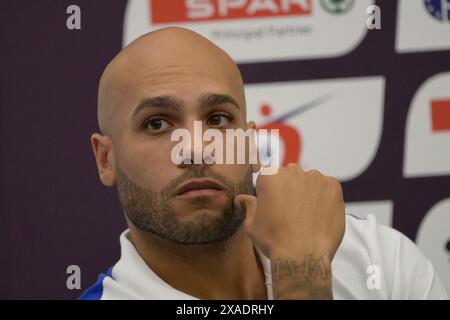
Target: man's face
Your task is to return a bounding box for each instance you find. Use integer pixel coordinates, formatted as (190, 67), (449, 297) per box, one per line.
(109, 56), (255, 244)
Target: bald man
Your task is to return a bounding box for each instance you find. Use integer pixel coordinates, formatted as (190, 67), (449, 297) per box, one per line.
(80, 27), (447, 300)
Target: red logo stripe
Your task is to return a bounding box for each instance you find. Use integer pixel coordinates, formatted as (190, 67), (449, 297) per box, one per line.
(431, 99), (450, 132)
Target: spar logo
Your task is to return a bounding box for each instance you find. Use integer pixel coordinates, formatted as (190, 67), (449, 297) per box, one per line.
(124, 0), (372, 62)
(150, 0), (312, 24)
(246, 76), (385, 181)
(404, 72), (450, 178)
(424, 0), (450, 22)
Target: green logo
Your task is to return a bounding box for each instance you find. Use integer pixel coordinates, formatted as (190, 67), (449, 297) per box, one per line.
(319, 0), (355, 14)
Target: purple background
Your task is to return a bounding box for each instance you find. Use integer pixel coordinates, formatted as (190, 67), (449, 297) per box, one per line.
(1, 0), (449, 299)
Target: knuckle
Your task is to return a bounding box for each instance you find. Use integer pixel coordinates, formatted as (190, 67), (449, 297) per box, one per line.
(328, 177), (344, 197)
(328, 176), (341, 187)
(286, 163), (298, 171)
(307, 169), (322, 177)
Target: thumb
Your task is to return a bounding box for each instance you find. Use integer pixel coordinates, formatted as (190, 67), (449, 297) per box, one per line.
(234, 194), (257, 220)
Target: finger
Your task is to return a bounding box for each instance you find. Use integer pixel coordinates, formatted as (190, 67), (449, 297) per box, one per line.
(233, 194), (257, 220)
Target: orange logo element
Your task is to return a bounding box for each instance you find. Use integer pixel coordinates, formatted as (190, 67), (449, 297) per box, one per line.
(257, 103), (302, 166)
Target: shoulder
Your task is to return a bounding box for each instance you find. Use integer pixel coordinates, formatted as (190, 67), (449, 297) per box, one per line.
(332, 213), (448, 299)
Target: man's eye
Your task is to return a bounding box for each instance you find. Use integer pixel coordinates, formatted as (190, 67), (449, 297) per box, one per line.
(144, 118), (171, 133)
(207, 114), (232, 127)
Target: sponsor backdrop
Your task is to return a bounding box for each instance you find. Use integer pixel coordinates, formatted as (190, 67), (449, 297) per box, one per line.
(0, 0), (449, 299)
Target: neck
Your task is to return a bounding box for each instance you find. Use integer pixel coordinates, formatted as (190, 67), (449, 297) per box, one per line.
(127, 222), (268, 300)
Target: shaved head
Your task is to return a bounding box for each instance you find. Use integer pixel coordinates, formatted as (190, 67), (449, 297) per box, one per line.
(91, 27), (256, 244)
(97, 27), (246, 136)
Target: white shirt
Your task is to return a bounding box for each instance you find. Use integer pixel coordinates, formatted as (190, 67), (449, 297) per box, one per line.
(79, 214), (448, 300)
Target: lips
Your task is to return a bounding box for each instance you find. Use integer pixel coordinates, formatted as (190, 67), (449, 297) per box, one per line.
(175, 178), (226, 198)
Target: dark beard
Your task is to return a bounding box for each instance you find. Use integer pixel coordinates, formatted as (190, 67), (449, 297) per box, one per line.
(115, 165), (254, 245)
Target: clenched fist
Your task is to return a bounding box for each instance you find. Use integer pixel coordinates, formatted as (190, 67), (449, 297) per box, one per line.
(234, 164), (345, 299)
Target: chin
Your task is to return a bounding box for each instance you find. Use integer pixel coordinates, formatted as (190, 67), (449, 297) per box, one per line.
(176, 207), (225, 221)
(172, 195), (229, 216)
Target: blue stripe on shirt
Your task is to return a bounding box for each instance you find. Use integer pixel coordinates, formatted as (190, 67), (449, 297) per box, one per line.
(78, 267), (113, 300)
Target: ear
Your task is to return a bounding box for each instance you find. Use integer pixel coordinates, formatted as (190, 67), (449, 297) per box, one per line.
(246, 121), (261, 173)
(91, 133), (116, 187)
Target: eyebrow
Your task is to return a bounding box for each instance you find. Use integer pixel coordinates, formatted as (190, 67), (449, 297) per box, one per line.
(199, 93), (241, 111)
(132, 95), (183, 118)
(132, 93), (241, 118)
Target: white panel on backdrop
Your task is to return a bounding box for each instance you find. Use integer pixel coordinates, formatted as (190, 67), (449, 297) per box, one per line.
(416, 198), (450, 295)
(403, 72), (450, 178)
(245, 76), (385, 181)
(345, 200), (393, 226)
(396, 0), (450, 53)
(123, 0), (373, 63)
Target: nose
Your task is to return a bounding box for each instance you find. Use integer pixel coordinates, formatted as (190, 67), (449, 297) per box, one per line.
(175, 120), (215, 168)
